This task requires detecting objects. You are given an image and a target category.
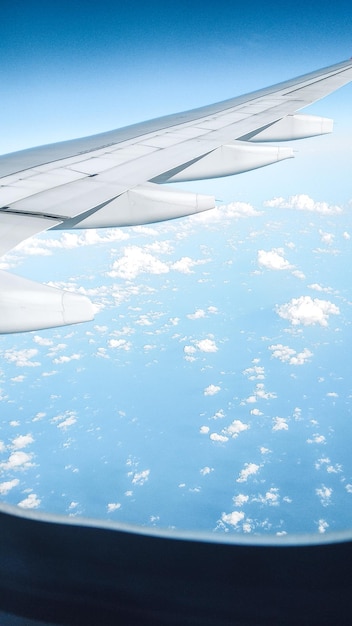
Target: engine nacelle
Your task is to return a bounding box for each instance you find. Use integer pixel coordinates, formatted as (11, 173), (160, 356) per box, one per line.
(60, 183), (215, 229)
(156, 141), (294, 183)
(0, 270), (93, 333)
(247, 114), (333, 142)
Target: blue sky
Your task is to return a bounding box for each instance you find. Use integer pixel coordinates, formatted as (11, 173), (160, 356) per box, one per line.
(1, 1), (352, 532)
(1, 0), (351, 156)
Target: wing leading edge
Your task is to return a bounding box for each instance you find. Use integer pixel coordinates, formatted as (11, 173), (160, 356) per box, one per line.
(1, 58), (352, 333)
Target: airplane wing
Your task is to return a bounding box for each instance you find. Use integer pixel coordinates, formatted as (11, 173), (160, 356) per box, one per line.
(1, 58), (352, 333)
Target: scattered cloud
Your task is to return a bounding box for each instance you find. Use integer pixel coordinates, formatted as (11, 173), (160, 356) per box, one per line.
(210, 432), (229, 443)
(11, 434), (34, 449)
(308, 283), (333, 294)
(243, 365), (265, 380)
(224, 420), (249, 438)
(0, 479), (19, 495)
(204, 384), (221, 396)
(317, 519), (329, 534)
(2, 348), (40, 367)
(108, 245), (169, 280)
(232, 494), (249, 507)
(272, 417), (288, 432)
(187, 309), (206, 320)
(221, 510), (245, 527)
(108, 339), (132, 350)
(191, 201), (261, 224)
(254, 488), (280, 506)
(269, 343), (312, 365)
(10, 375), (25, 383)
(264, 194), (342, 215)
(236, 462), (260, 483)
(52, 353), (81, 364)
(307, 433), (326, 445)
(257, 249), (292, 271)
(276, 296), (339, 327)
(1, 450), (34, 471)
(33, 335), (53, 347)
(195, 338), (218, 353)
(17, 493), (41, 509)
(171, 256), (207, 274)
(107, 502), (121, 513)
(316, 485), (332, 506)
(131, 469), (150, 486)
(319, 230), (334, 245)
(200, 466), (214, 476)
(51, 411), (78, 430)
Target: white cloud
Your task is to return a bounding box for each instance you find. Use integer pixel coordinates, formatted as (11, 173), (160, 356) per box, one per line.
(211, 409), (225, 420)
(221, 510), (245, 527)
(0, 478), (19, 495)
(187, 309), (206, 320)
(232, 494), (249, 506)
(243, 365), (265, 380)
(1, 451), (33, 471)
(224, 420), (249, 438)
(210, 432), (229, 443)
(319, 230), (334, 245)
(257, 249), (292, 271)
(18, 493), (41, 509)
(200, 466), (214, 476)
(184, 345), (197, 355)
(109, 245), (169, 280)
(131, 469), (150, 486)
(343, 231), (350, 240)
(200, 426), (210, 434)
(318, 519), (329, 534)
(251, 408), (263, 416)
(272, 417), (288, 432)
(57, 416), (77, 430)
(10, 375), (25, 383)
(244, 383), (277, 404)
(316, 485), (332, 506)
(21, 228), (129, 256)
(191, 201), (261, 223)
(108, 339), (132, 351)
(107, 502), (121, 512)
(171, 256), (207, 274)
(52, 354), (81, 364)
(204, 384), (221, 396)
(308, 283), (333, 293)
(269, 344), (312, 366)
(276, 296), (339, 327)
(3, 348), (40, 367)
(195, 338), (218, 353)
(52, 411), (77, 430)
(264, 194), (342, 215)
(255, 488), (280, 506)
(307, 433), (326, 444)
(12, 434), (34, 449)
(236, 462), (260, 483)
(33, 335), (53, 346)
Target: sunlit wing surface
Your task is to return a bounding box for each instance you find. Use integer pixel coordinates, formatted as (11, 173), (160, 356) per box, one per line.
(1, 58), (352, 333)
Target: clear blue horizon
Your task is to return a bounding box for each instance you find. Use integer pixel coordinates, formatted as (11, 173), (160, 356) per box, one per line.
(1, 1), (352, 154)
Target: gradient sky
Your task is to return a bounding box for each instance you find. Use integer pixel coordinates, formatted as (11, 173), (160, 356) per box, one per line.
(1, 0), (351, 155)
